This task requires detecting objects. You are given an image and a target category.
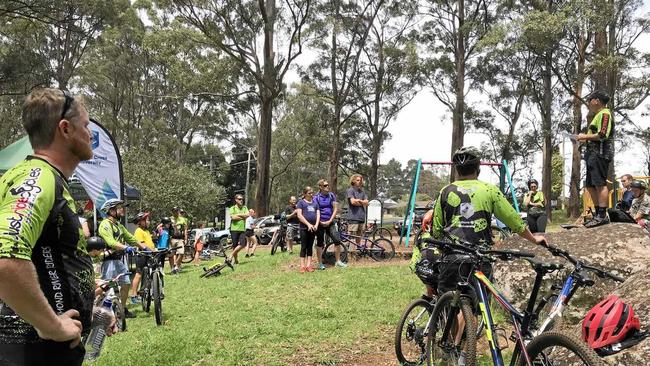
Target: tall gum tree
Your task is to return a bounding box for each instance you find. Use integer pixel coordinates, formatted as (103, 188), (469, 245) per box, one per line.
(173, 0), (313, 215)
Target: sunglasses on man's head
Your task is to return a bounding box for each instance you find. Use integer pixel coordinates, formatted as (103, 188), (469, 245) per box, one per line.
(60, 90), (74, 120)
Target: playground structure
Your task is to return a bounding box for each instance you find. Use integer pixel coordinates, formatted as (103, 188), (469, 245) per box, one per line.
(400, 159), (517, 246)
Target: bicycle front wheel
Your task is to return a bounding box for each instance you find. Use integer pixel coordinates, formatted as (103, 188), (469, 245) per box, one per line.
(152, 271), (164, 326)
(140, 270), (152, 313)
(427, 291), (477, 366)
(369, 238), (395, 261)
(395, 298), (434, 366)
(113, 298), (127, 332)
(519, 331), (604, 366)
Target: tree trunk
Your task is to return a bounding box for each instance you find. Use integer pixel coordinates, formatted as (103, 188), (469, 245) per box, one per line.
(450, 0), (465, 182)
(542, 51), (553, 220)
(568, 33), (587, 218)
(606, 2), (616, 184)
(329, 8), (340, 193)
(254, 0), (277, 216)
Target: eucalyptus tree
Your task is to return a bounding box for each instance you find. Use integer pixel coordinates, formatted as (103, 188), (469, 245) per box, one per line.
(419, 0), (499, 180)
(171, 0), (314, 215)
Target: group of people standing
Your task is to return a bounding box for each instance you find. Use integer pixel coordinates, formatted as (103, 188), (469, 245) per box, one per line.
(227, 174), (370, 273)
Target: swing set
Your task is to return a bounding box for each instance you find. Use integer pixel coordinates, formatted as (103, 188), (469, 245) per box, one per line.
(400, 159), (519, 246)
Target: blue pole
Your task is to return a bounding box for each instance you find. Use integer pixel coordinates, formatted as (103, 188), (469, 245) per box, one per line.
(503, 159), (520, 213)
(404, 159), (422, 247)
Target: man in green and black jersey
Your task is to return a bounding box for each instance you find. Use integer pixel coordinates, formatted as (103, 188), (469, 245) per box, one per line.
(432, 147), (547, 294)
(577, 90), (614, 228)
(0, 89), (95, 365)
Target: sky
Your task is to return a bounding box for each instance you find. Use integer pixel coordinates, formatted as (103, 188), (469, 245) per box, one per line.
(382, 5), (650, 190)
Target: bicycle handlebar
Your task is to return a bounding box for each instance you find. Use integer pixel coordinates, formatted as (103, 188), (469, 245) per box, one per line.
(420, 237), (535, 261)
(541, 243), (625, 283)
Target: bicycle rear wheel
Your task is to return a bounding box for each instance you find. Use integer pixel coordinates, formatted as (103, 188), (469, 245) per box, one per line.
(519, 331), (604, 366)
(152, 271), (164, 326)
(271, 233), (283, 255)
(182, 244), (195, 263)
(322, 242), (348, 265)
(395, 298), (434, 366)
(372, 227), (393, 241)
(369, 238), (395, 261)
(427, 291), (477, 366)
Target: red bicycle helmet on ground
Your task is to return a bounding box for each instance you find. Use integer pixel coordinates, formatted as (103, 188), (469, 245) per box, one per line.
(582, 295), (640, 349)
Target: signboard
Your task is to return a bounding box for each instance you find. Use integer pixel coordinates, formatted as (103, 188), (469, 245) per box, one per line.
(367, 199), (382, 225)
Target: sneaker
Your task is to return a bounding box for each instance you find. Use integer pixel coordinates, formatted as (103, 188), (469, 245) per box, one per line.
(299, 266), (306, 274)
(584, 215), (610, 228)
(245, 254), (250, 258)
(250, 253), (255, 257)
(318, 263), (326, 270)
(130, 295), (140, 305)
(124, 309), (136, 319)
(335, 261), (348, 268)
(170, 269), (177, 275)
(307, 266), (315, 272)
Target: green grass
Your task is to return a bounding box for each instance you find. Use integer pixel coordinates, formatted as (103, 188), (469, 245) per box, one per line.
(93, 249), (421, 365)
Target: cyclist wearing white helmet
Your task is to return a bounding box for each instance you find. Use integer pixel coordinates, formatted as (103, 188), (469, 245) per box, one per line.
(97, 199), (148, 317)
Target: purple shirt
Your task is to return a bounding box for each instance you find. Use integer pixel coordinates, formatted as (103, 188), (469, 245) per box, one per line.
(315, 192), (337, 222)
(297, 198), (319, 228)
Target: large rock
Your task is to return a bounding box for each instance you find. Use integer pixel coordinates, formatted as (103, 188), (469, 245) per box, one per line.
(492, 223), (650, 365)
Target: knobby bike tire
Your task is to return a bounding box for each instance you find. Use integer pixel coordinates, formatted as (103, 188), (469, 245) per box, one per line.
(113, 298), (127, 332)
(395, 298), (434, 366)
(370, 238), (396, 261)
(427, 291), (477, 366)
(271, 234), (281, 255)
(372, 227), (393, 241)
(141, 269), (152, 313)
(153, 271), (164, 326)
(322, 242), (348, 265)
(182, 244), (195, 263)
(519, 330), (604, 366)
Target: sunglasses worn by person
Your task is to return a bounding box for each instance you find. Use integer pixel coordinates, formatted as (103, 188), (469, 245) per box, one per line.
(61, 90), (74, 120)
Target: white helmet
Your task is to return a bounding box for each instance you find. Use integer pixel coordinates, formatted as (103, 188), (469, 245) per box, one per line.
(101, 198), (126, 213)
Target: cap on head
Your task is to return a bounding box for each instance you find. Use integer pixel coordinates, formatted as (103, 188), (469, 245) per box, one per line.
(586, 90), (610, 105)
(630, 180), (647, 190)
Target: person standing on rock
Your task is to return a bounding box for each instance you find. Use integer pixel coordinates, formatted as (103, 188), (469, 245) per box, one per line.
(578, 90), (614, 228)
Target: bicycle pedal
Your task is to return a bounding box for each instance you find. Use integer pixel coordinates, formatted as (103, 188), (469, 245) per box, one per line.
(494, 327), (509, 351)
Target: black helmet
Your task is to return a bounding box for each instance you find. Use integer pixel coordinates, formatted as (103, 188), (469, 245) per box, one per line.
(171, 206), (179, 212)
(86, 236), (106, 251)
(452, 146), (481, 166)
(585, 90), (610, 105)
(161, 217), (172, 225)
(132, 212), (150, 224)
(528, 179), (539, 188)
(630, 180), (647, 190)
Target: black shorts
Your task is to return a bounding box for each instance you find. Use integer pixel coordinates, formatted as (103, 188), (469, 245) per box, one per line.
(0, 341), (85, 366)
(437, 254), (492, 307)
(231, 231), (246, 248)
(585, 154), (610, 187)
(245, 229), (254, 237)
(315, 223), (341, 247)
(135, 255), (148, 274)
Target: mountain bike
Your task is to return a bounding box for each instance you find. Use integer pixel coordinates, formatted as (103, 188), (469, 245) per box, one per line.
(422, 237), (603, 366)
(96, 272), (130, 332)
(395, 295), (436, 366)
(365, 220), (393, 241)
(271, 223), (299, 255)
(136, 249), (170, 325)
(200, 258), (235, 278)
(322, 219), (395, 264)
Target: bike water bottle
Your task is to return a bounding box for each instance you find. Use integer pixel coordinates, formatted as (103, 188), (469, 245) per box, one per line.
(84, 298), (113, 361)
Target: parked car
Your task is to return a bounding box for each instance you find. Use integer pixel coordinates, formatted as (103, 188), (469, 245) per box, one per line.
(253, 215), (281, 245)
(189, 227), (231, 249)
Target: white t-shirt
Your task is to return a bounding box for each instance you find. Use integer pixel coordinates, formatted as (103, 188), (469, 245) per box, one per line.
(245, 216), (255, 230)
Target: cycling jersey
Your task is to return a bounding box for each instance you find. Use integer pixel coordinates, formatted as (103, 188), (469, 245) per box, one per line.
(0, 157), (94, 343)
(433, 179), (525, 247)
(98, 217), (138, 260)
(134, 227), (155, 250)
(171, 215), (188, 239)
(586, 108), (614, 159)
(229, 205), (248, 232)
